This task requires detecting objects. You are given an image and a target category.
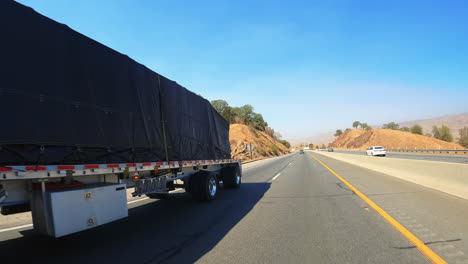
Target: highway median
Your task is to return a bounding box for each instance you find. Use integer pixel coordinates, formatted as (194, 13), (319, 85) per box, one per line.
(312, 151), (468, 201)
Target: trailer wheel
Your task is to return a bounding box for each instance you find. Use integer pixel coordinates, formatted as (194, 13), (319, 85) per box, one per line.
(146, 193), (169, 199)
(191, 171), (218, 201)
(222, 166), (241, 189)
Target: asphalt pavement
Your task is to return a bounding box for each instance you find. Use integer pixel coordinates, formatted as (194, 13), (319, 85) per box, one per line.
(1, 153), (467, 263)
(333, 149), (468, 164)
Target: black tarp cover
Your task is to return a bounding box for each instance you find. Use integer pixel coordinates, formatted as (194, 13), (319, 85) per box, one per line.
(0, 1), (230, 165)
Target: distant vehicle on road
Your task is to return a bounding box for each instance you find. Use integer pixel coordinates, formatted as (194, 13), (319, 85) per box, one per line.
(328, 148), (334, 152)
(366, 146), (386, 157)
(299, 150), (304, 154)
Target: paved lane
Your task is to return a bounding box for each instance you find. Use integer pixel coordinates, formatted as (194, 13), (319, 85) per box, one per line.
(313, 152), (468, 264)
(2, 153), (467, 263)
(197, 154), (429, 264)
(333, 149), (468, 164)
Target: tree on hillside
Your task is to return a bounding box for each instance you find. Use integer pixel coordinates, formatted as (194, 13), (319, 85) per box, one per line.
(273, 131), (282, 140)
(383, 122), (400, 130)
(360, 123), (371, 130)
(425, 133), (432, 137)
(459, 127), (468, 148)
(400, 126), (410, 132)
(334, 129), (343, 137)
(212, 100), (270, 131)
(237, 104), (254, 125)
(345, 128), (351, 132)
(278, 139), (291, 148)
(321, 144), (326, 149)
(432, 126), (440, 139)
(265, 126), (276, 139)
(352, 121), (361, 129)
(440, 125), (453, 142)
(251, 113), (268, 131)
(433, 125), (453, 142)
(309, 143), (314, 149)
(410, 125), (423, 135)
(211, 100), (233, 122)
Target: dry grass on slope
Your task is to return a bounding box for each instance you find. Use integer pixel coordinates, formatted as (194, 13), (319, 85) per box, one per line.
(229, 124), (289, 161)
(331, 129), (464, 150)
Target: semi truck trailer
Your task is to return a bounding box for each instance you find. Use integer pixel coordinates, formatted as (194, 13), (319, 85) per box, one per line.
(0, 0), (242, 237)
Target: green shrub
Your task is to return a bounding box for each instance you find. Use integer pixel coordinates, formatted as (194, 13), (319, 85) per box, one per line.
(270, 144), (279, 156)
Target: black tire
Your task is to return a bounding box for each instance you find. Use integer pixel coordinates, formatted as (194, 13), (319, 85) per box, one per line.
(191, 171), (218, 201)
(146, 193), (169, 199)
(382, 154), (386, 157)
(221, 166), (241, 189)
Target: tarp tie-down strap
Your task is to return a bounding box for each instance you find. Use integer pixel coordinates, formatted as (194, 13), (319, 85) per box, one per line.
(158, 74), (170, 163)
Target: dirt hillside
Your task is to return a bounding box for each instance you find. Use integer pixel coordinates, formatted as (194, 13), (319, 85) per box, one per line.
(230, 124), (289, 161)
(331, 129), (464, 150)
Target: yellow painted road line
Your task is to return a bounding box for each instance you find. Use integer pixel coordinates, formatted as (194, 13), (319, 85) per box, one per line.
(309, 153), (447, 264)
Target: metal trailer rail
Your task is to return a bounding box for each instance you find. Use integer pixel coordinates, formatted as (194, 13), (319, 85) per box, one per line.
(0, 159), (239, 180)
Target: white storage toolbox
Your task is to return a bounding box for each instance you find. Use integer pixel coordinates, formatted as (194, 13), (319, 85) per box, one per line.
(31, 183), (128, 237)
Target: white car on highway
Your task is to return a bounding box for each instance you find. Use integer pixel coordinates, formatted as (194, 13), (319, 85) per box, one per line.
(366, 146), (386, 157)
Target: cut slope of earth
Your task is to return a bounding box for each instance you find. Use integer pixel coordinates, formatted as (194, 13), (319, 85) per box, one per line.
(230, 124), (289, 161)
(331, 129), (464, 150)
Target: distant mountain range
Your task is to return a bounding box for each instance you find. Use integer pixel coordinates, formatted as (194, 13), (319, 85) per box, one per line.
(291, 113), (468, 146)
(396, 113), (468, 138)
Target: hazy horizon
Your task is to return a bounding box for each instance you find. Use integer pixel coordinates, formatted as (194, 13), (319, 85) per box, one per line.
(17, 0), (468, 141)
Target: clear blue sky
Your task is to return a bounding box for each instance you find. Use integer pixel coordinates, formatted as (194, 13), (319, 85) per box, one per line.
(17, 0), (468, 141)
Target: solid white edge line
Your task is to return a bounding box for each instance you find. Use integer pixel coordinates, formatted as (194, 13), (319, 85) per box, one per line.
(0, 224), (33, 233)
(288, 162), (292, 166)
(127, 197), (150, 204)
(271, 173), (281, 182)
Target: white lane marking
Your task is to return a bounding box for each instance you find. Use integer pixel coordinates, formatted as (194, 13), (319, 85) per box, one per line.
(244, 156), (293, 173)
(271, 173), (281, 182)
(288, 162), (292, 166)
(127, 197), (150, 204)
(0, 224), (33, 233)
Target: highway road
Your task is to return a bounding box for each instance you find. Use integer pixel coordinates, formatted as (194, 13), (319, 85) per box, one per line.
(334, 149), (468, 164)
(1, 153), (468, 263)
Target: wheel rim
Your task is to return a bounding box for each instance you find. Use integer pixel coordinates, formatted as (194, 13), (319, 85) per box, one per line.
(236, 175), (241, 185)
(209, 177), (217, 197)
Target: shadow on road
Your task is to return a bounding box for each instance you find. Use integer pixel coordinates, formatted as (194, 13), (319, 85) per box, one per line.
(0, 182), (270, 264)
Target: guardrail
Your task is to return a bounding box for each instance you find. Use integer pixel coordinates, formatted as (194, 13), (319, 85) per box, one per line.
(386, 149), (468, 154)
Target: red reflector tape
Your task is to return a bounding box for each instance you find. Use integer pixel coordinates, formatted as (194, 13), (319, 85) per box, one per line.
(0, 167), (12, 171)
(84, 165), (99, 169)
(126, 163), (136, 167)
(156, 162), (164, 166)
(107, 164), (119, 168)
(187, 161), (192, 163)
(169, 161), (175, 165)
(58, 165), (75, 170)
(142, 163), (151, 166)
(26, 166), (46, 171)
